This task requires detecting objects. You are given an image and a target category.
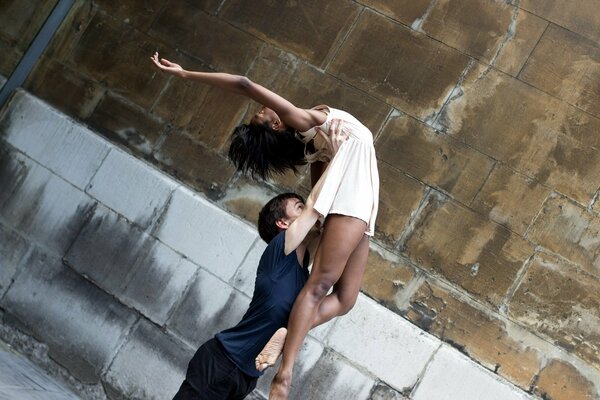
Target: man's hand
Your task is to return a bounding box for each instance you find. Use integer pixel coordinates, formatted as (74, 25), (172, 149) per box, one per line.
(150, 52), (184, 77)
(316, 118), (348, 158)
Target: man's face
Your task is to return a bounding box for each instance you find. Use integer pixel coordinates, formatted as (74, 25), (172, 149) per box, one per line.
(282, 197), (305, 225)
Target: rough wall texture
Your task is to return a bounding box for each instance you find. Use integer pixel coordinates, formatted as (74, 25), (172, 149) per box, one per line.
(1, 0), (600, 398)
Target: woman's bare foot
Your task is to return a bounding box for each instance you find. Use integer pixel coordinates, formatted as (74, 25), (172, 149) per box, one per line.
(255, 327), (287, 372)
(269, 371), (292, 400)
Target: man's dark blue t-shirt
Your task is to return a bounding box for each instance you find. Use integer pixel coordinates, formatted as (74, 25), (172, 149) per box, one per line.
(215, 231), (309, 377)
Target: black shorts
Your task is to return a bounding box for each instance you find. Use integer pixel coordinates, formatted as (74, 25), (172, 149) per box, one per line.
(172, 338), (258, 400)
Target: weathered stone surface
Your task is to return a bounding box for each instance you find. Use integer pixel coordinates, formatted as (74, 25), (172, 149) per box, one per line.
(376, 114), (494, 204)
(231, 238), (266, 298)
(220, 179), (279, 226)
(154, 186), (257, 281)
(413, 345), (532, 400)
(150, 0), (262, 74)
(518, 0), (600, 43)
(93, 0), (164, 31)
(3, 248), (137, 383)
(327, 295), (440, 391)
(534, 359), (599, 400)
(369, 383), (408, 400)
(1, 90), (110, 190)
(527, 195), (600, 279)
(493, 9), (548, 77)
(509, 253), (600, 368)
(357, 0), (430, 26)
(154, 132), (236, 198)
(221, 0), (361, 67)
(70, 12), (168, 109)
(104, 320), (192, 400)
(471, 164), (550, 235)
(152, 54), (249, 152)
(404, 194), (534, 306)
(88, 92), (165, 156)
(0, 223), (29, 299)
(248, 46), (392, 134)
(0, 0), (57, 75)
(404, 280), (540, 389)
(0, 150), (95, 254)
(375, 161), (425, 245)
(42, 0), (96, 61)
(167, 268), (250, 347)
(329, 10), (469, 119)
(26, 59), (105, 120)
(87, 149), (177, 229)
(65, 205), (197, 325)
(361, 246), (415, 313)
(442, 64), (600, 205)
(520, 24), (600, 118)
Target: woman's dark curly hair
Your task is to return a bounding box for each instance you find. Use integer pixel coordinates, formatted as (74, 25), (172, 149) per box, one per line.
(228, 122), (306, 179)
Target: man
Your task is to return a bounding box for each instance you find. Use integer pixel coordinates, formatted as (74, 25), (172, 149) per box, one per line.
(173, 192), (318, 400)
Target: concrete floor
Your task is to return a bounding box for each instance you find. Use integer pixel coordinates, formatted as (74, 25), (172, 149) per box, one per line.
(0, 341), (79, 400)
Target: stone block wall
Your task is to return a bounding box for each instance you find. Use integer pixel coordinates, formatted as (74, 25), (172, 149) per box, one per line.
(1, 0), (600, 398)
(0, 91), (536, 399)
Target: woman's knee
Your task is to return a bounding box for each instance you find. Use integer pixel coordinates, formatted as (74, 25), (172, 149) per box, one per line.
(307, 278), (336, 300)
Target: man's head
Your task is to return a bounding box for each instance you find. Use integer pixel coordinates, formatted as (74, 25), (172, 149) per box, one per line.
(258, 193), (305, 243)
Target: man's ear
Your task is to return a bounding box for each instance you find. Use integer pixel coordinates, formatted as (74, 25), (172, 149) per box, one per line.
(275, 218), (290, 230)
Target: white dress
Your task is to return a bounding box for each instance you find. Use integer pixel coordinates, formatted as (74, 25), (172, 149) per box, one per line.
(298, 106), (379, 236)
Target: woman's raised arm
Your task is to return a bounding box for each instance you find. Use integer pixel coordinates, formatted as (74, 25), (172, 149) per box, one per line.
(151, 52), (321, 131)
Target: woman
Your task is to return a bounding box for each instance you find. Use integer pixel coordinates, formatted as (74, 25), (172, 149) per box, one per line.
(151, 52), (379, 399)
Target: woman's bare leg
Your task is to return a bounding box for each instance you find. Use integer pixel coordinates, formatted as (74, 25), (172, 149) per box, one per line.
(255, 236), (369, 372)
(269, 215), (367, 400)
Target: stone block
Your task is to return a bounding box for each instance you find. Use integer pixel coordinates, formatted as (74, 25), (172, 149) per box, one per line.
(0, 223), (29, 299)
(153, 132), (236, 199)
(231, 238), (267, 297)
(404, 279), (540, 389)
(527, 195), (600, 279)
(520, 24), (600, 118)
(289, 349), (375, 399)
(329, 10), (469, 120)
(360, 246), (415, 314)
(441, 64), (600, 205)
(70, 12), (169, 109)
(88, 92), (165, 157)
(0, 149), (95, 254)
(374, 162), (425, 245)
(412, 345), (532, 400)
(87, 149), (178, 229)
(518, 0), (600, 43)
(94, 0), (164, 31)
(327, 294), (440, 391)
(508, 252), (600, 369)
(25, 59), (105, 120)
(247, 46), (392, 135)
(421, 0), (545, 76)
(155, 186), (257, 281)
(65, 205), (197, 325)
(471, 164), (550, 235)
(104, 320), (192, 400)
(220, 179), (280, 227)
(534, 359), (598, 400)
(404, 195), (534, 306)
(369, 383), (408, 400)
(357, 0), (430, 26)
(2, 248), (137, 383)
(1, 91), (110, 190)
(255, 336), (325, 398)
(221, 0), (361, 67)
(167, 268), (250, 347)
(376, 114), (494, 205)
(150, 0), (263, 74)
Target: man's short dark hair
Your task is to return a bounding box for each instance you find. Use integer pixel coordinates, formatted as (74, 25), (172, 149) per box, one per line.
(258, 193), (304, 243)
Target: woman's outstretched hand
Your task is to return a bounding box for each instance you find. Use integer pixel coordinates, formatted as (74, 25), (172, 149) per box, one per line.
(316, 118), (348, 158)
(150, 52), (184, 77)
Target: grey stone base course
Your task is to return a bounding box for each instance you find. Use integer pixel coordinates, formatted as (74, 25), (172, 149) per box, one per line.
(0, 90), (535, 399)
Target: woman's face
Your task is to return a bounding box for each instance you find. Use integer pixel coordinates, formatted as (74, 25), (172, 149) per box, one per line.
(251, 106), (284, 131)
